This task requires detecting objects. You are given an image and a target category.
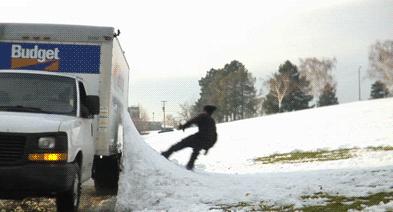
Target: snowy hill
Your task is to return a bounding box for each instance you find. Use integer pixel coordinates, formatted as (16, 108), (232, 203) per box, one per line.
(116, 98), (393, 211)
(145, 98), (393, 173)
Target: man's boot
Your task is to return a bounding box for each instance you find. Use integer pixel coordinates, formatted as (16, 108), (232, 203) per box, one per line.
(161, 151), (171, 159)
(186, 149), (200, 170)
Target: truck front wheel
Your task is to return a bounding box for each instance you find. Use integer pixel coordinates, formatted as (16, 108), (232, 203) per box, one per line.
(56, 163), (81, 212)
(93, 155), (120, 195)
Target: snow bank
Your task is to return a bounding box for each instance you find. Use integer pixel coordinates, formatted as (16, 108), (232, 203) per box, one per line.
(116, 111), (210, 211)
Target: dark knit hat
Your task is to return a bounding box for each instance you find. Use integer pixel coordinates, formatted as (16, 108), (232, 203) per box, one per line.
(203, 105), (217, 114)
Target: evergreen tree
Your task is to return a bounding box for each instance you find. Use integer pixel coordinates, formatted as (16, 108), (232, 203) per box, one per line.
(370, 80), (390, 99)
(263, 61), (313, 114)
(262, 93), (279, 114)
(318, 83), (339, 106)
(194, 68), (225, 121)
(194, 60), (258, 122)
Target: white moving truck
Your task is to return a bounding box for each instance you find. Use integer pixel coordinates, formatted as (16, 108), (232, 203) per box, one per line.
(0, 23), (129, 211)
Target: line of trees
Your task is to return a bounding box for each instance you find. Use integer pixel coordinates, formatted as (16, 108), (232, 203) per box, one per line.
(179, 58), (339, 122)
(178, 39), (392, 123)
(261, 58), (339, 114)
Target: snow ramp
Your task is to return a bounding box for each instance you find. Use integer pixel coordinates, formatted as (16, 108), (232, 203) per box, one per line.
(115, 111), (219, 211)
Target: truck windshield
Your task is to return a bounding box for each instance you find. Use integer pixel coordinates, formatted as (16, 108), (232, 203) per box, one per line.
(0, 73), (76, 116)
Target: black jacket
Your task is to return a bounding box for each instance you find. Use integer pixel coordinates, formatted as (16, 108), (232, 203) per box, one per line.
(181, 112), (217, 148)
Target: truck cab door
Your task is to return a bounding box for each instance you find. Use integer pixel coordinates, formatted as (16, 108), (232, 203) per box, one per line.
(77, 82), (96, 182)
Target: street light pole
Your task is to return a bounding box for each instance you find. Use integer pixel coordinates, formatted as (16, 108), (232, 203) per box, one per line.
(161, 100), (167, 128)
(358, 66), (362, 101)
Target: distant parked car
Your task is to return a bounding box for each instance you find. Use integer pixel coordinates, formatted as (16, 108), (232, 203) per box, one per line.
(158, 128), (174, 133)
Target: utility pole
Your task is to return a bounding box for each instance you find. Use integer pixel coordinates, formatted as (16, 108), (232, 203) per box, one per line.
(152, 112), (155, 122)
(161, 100), (167, 128)
(358, 66), (362, 101)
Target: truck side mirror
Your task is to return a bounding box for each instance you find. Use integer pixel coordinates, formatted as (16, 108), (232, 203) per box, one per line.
(86, 95), (100, 115)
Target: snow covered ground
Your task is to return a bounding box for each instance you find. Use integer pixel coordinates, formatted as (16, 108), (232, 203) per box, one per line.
(116, 98), (393, 211)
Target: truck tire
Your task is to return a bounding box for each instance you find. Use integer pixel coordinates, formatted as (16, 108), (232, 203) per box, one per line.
(93, 155), (120, 195)
(56, 163), (81, 212)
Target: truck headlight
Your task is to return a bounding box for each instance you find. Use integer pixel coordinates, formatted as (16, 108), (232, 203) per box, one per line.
(38, 137), (56, 149)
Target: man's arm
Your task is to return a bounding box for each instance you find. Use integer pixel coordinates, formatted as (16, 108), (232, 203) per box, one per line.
(178, 114), (202, 130)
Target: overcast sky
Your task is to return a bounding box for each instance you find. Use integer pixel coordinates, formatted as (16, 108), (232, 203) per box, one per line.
(2, 0), (392, 121)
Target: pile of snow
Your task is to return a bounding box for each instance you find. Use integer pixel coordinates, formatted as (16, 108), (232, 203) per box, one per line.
(116, 98), (393, 211)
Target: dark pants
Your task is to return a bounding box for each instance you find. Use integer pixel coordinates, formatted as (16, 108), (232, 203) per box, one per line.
(162, 134), (207, 170)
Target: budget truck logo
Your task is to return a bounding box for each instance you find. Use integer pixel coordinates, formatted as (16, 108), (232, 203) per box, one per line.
(11, 44), (61, 71)
(0, 42), (101, 73)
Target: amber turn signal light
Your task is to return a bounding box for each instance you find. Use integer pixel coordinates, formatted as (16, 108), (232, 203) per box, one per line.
(28, 153), (67, 161)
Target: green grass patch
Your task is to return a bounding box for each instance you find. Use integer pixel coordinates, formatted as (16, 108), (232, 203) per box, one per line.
(366, 146), (393, 151)
(254, 146), (393, 164)
(210, 201), (296, 211)
(300, 191), (393, 212)
(254, 149), (353, 164)
(211, 191), (393, 211)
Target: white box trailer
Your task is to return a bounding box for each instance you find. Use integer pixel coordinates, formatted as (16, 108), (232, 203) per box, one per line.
(0, 23), (129, 211)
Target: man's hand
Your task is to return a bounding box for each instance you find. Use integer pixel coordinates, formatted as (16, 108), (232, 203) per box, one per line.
(203, 149), (209, 155)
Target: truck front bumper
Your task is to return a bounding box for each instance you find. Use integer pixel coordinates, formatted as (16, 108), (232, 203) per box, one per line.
(0, 163), (76, 198)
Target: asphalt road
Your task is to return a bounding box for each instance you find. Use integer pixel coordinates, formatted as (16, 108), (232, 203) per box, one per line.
(0, 180), (116, 212)
(79, 180), (116, 211)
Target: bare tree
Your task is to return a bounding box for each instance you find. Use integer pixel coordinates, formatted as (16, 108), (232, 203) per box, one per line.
(178, 102), (193, 121)
(265, 72), (292, 111)
(299, 57), (336, 100)
(165, 114), (179, 128)
(368, 40), (393, 90)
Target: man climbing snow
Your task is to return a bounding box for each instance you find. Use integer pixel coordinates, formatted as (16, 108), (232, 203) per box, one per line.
(161, 105), (218, 170)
